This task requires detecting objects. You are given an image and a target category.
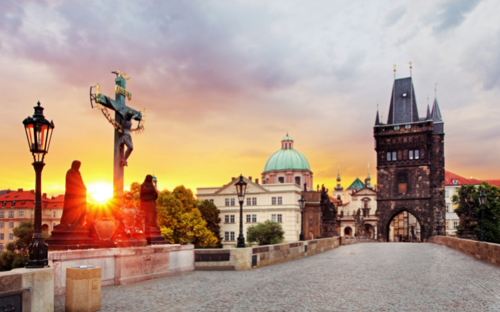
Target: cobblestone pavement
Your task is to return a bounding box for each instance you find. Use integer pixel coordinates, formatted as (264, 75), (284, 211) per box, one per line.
(54, 243), (500, 311)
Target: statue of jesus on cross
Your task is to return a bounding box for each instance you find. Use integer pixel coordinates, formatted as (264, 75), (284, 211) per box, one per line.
(90, 71), (145, 199)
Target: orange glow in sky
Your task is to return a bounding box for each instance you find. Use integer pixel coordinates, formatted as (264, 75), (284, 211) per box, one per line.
(87, 182), (113, 204)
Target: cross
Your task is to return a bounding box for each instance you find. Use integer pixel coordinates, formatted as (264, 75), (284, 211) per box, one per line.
(90, 71), (144, 200)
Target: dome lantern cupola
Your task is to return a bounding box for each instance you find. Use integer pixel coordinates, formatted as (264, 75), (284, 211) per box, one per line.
(281, 133), (294, 149)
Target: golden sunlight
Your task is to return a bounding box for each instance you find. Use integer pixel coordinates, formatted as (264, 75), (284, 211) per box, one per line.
(87, 182), (113, 204)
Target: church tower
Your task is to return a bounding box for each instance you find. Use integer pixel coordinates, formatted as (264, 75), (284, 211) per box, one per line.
(374, 73), (445, 242)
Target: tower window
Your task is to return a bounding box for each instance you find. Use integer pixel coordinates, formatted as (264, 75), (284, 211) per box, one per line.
(415, 150), (419, 159)
(387, 152), (391, 161)
(278, 177), (284, 183)
(397, 171), (408, 194)
(392, 151), (397, 161)
(295, 177), (301, 185)
(409, 150), (414, 160)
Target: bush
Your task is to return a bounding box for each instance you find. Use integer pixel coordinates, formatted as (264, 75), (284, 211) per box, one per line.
(247, 220), (285, 246)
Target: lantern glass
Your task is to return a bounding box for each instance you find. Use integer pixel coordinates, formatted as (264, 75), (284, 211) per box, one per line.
(234, 175), (247, 202)
(23, 102), (54, 163)
(298, 196), (306, 210)
(479, 190), (487, 206)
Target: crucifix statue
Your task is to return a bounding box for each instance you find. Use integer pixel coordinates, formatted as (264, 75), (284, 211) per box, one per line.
(90, 71), (145, 199)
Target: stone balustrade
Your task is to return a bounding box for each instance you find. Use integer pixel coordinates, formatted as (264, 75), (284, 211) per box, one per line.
(429, 236), (500, 267)
(195, 236), (375, 271)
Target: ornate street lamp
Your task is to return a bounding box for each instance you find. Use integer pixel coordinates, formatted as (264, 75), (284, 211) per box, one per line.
(478, 189), (487, 242)
(234, 175), (247, 248)
(22, 101), (54, 268)
(298, 195), (306, 241)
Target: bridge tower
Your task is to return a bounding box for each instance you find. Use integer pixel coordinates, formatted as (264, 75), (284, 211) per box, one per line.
(373, 75), (445, 242)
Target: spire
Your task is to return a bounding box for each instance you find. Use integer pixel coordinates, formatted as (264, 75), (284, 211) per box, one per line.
(335, 167), (343, 191)
(386, 76), (419, 125)
(426, 96), (431, 120)
(367, 163), (370, 179)
(375, 102), (381, 125)
(431, 97), (443, 122)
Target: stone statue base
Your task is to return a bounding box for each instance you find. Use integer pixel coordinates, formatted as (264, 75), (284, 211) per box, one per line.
(47, 224), (98, 251)
(145, 226), (165, 245)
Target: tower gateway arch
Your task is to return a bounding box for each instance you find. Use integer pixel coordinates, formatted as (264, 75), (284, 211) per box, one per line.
(373, 75), (445, 242)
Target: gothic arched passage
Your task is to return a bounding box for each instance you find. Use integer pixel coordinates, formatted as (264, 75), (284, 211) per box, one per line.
(385, 208), (422, 242)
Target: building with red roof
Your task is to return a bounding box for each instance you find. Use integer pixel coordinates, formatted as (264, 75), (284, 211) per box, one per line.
(0, 188), (64, 252)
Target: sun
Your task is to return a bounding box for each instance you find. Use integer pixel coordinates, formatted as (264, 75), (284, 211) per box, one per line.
(87, 182), (113, 204)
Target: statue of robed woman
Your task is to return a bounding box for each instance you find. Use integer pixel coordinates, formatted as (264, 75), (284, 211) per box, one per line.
(60, 160), (87, 226)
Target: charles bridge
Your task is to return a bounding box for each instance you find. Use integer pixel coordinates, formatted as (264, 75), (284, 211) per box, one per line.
(53, 240), (500, 312)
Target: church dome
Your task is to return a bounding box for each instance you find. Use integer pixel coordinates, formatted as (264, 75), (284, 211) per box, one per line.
(263, 135), (311, 173)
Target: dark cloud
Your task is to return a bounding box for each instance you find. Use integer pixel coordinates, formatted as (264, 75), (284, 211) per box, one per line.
(432, 0), (483, 33)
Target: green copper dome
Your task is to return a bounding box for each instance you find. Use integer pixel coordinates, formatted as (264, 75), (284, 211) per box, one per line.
(346, 177), (365, 190)
(263, 148), (310, 173)
(282, 134), (293, 141)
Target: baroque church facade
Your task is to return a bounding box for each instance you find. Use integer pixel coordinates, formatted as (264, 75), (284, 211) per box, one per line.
(373, 75), (445, 242)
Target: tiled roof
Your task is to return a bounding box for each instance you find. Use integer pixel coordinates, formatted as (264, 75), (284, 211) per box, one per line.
(346, 177), (365, 190)
(0, 189), (63, 208)
(483, 180), (500, 188)
(445, 170), (483, 186)
(386, 77), (420, 125)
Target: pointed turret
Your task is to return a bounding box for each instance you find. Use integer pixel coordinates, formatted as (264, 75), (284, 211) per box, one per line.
(335, 169), (343, 191)
(426, 104), (431, 120)
(386, 77), (420, 125)
(430, 97), (443, 122)
(375, 109), (381, 125)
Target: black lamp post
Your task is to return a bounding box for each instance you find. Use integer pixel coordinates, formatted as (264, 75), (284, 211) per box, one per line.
(478, 189), (487, 242)
(298, 195), (306, 241)
(22, 101), (54, 268)
(235, 175), (247, 248)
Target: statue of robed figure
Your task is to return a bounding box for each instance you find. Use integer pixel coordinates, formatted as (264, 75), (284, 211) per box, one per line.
(46, 160), (96, 250)
(140, 175), (165, 244)
(60, 160), (87, 226)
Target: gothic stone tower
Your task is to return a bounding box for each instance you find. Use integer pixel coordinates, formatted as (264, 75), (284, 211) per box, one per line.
(374, 76), (445, 242)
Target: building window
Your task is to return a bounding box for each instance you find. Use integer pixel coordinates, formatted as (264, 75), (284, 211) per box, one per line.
(415, 150), (419, 159)
(209, 199), (214, 204)
(272, 197), (276, 205)
(18, 211), (24, 218)
(230, 232), (235, 241)
(387, 152), (391, 161)
(0, 234), (3, 240)
(225, 215), (229, 223)
(230, 215), (235, 223)
(252, 197), (257, 206)
(278, 197), (282, 205)
(8, 211), (13, 218)
(392, 151), (397, 161)
(230, 198), (235, 206)
(278, 177), (285, 183)
(445, 191), (449, 198)
(409, 150), (414, 160)
(0, 212), (3, 218)
(0, 245), (3, 252)
(246, 214), (251, 223)
(0, 222), (3, 229)
(446, 222), (449, 229)
(224, 232), (229, 241)
(247, 198), (251, 206)
(272, 214), (277, 222)
(277, 214), (283, 223)
(295, 177), (301, 185)
(8, 234), (13, 240)
(225, 198), (230, 206)
(8, 222), (14, 229)
(452, 179), (458, 185)
(397, 172), (408, 194)
(252, 214), (256, 223)
(453, 221), (458, 228)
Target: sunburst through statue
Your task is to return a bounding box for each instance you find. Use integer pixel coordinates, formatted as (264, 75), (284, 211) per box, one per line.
(87, 182), (113, 204)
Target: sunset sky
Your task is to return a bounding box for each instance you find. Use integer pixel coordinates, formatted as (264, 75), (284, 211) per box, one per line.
(1, 0), (499, 200)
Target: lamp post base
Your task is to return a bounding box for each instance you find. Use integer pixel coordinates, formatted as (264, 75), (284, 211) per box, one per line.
(236, 235), (245, 248)
(26, 237), (48, 268)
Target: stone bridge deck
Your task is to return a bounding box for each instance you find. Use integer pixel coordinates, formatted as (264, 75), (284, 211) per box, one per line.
(55, 243), (500, 311)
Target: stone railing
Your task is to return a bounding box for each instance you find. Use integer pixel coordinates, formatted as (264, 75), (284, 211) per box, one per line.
(195, 236), (375, 271)
(340, 236), (375, 245)
(429, 236), (500, 267)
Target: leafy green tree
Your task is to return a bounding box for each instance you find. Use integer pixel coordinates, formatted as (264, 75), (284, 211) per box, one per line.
(247, 220), (285, 246)
(157, 188), (218, 248)
(452, 182), (500, 244)
(197, 200), (222, 248)
(123, 182), (141, 210)
(0, 221), (50, 271)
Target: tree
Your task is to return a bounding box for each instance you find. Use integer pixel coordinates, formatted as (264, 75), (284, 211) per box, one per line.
(247, 220), (285, 246)
(0, 221), (50, 271)
(123, 182), (141, 210)
(197, 200), (222, 248)
(452, 182), (500, 244)
(156, 187), (218, 248)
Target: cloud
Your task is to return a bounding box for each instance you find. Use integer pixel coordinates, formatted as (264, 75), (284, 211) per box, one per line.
(431, 0), (483, 33)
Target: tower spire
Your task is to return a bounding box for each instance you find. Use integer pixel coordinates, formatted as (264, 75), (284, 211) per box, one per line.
(375, 101), (381, 125)
(410, 62), (413, 122)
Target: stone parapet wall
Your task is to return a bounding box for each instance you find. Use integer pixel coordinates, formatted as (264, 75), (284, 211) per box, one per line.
(195, 236), (375, 271)
(429, 236), (500, 266)
(49, 244), (194, 296)
(340, 236), (376, 245)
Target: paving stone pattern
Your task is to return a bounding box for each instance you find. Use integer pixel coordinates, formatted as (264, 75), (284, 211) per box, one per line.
(54, 243), (500, 311)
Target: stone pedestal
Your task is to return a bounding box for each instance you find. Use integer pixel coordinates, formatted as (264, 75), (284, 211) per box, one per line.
(66, 266), (101, 312)
(0, 267), (54, 312)
(47, 224), (97, 251)
(145, 226), (165, 245)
